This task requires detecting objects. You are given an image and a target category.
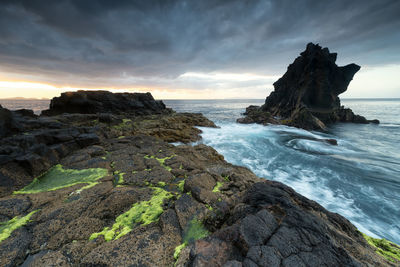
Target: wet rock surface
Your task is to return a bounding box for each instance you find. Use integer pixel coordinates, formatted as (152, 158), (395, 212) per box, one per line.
(237, 43), (379, 131)
(0, 91), (396, 266)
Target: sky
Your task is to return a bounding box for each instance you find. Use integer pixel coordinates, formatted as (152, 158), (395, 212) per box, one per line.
(0, 0), (399, 99)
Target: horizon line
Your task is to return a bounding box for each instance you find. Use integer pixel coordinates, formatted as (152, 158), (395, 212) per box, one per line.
(1, 97), (400, 101)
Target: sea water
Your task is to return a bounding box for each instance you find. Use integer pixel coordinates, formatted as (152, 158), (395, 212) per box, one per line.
(164, 99), (400, 244)
(1, 98), (399, 244)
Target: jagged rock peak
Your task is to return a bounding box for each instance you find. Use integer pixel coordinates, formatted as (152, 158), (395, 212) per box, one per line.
(266, 42), (360, 114)
(237, 43), (378, 130)
(301, 42), (337, 62)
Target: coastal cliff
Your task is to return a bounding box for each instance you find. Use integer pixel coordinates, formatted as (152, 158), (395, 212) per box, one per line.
(0, 91), (398, 266)
(237, 43), (379, 131)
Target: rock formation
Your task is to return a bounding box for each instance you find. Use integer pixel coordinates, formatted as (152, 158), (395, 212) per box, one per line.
(237, 43), (379, 131)
(0, 105), (22, 138)
(0, 91), (398, 266)
(0, 92), (215, 198)
(41, 90), (170, 116)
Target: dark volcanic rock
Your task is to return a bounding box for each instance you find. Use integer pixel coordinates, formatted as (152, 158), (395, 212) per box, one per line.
(238, 43), (379, 130)
(0, 228), (32, 267)
(0, 100), (216, 197)
(41, 90), (170, 116)
(0, 122), (103, 197)
(0, 105), (21, 138)
(0, 91), (395, 267)
(185, 181), (392, 267)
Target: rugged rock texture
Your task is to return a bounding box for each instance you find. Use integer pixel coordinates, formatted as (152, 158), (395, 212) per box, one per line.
(0, 91), (396, 266)
(0, 113), (215, 198)
(0, 94), (216, 198)
(237, 43), (379, 131)
(41, 90), (170, 116)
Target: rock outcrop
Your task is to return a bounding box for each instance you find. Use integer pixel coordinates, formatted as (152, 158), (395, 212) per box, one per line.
(0, 91), (397, 266)
(41, 90), (170, 116)
(0, 92), (216, 198)
(237, 43), (379, 131)
(0, 105), (22, 138)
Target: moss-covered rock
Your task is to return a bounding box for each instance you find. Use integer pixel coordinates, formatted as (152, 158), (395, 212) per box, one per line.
(144, 154), (175, 171)
(14, 164), (108, 194)
(174, 217), (210, 261)
(90, 187), (174, 241)
(212, 181), (224, 193)
(363, 233), (400, 263)
(0, 210), (38, 243)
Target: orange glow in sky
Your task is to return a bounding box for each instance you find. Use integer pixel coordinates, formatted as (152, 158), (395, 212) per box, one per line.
(0, 80), (130, 99)
(0, 80), (250, 100)
(1, 65), (399, 99)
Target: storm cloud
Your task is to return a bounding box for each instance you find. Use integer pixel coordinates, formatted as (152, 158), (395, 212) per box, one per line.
(0, 0), (399, 93)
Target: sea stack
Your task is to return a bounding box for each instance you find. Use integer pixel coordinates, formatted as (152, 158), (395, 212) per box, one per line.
(237, 43), (379, 131)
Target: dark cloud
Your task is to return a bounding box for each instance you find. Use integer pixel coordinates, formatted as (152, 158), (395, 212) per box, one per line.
(0, 0), (399, 87)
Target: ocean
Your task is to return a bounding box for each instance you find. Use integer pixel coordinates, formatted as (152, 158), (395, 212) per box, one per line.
(1, 98), (399, 244)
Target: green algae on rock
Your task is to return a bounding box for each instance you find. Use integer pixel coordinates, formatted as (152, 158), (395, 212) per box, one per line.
(157, 181), (166, 187)
(183, 218), (209, 243)
(144, 154), (175, 171)
(177, 180), (185, 192)
(0, 210), (38, 243)
(112, 118), (132, 131)
(74, 182), (99, 194)
(205, 204), (213, 211)
(90, 187), (174, 241)
(174, 218), (210, 261)
(212, 181), (224, 193)
(174, 242), (187, 260)
(113, 170), (125, 185)
(363, 233), (400, 263)
(222, 175), (230, 182)
(14, 164), (108, 194)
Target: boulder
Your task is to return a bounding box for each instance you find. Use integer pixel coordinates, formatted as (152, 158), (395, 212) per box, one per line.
(41, 90), (170, 116)
(13, 109), (37, 118)
(238, 43), (379, 130)
(0, 105), (21, 138)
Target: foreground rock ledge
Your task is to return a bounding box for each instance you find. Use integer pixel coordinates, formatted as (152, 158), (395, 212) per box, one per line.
(237, 43), (379, 131)
(0, 92), (397, 266)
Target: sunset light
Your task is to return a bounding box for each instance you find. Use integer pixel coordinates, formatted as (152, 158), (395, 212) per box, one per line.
(1, 1), (400, 265)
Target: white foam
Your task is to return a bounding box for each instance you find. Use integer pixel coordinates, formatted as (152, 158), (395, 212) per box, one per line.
(198, 122), (400, 244)
(287, 139), (352, 155)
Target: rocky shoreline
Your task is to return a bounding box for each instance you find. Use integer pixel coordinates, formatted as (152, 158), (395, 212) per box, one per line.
(0, 91), (399, 266)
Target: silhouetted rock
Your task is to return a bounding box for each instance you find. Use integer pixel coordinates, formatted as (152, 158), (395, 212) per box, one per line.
(41, 90), (171, 116)
(238, 43), (379, 130)
(0, 105), (21, 138)
(13, 109), (37, 118)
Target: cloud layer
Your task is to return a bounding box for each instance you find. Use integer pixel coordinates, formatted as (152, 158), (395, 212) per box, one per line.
(0, 0), (399, 97)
